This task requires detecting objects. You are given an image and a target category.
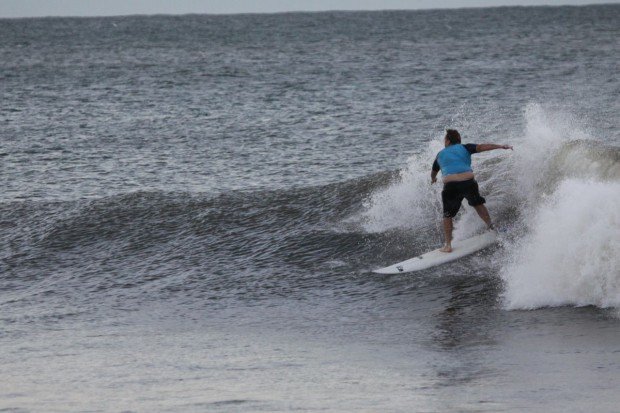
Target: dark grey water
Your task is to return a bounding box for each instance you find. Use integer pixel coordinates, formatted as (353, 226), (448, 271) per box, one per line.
(1, 5), (619, 412)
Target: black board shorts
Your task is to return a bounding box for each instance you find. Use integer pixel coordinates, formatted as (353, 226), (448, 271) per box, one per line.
(441, 179), (486, 218)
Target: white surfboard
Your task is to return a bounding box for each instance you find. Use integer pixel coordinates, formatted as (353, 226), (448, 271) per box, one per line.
(373, 230), (497, 274)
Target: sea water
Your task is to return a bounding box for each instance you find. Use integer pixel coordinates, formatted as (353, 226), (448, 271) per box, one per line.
(1, 5), (619, 412)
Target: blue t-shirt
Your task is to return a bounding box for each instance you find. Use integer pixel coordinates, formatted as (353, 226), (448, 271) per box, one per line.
(432, 143), (478, 176)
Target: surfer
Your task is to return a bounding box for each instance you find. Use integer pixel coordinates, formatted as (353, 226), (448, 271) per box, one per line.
(431, 129), (512, 253)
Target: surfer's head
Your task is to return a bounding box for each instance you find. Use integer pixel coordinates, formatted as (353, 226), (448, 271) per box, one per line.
(445, 129), (461, 146)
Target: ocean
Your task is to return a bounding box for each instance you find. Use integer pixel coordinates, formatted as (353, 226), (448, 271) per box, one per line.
(1, 4), (619, 412)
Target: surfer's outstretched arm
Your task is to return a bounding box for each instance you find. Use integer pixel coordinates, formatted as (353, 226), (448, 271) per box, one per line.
(476, 144), (513, 152)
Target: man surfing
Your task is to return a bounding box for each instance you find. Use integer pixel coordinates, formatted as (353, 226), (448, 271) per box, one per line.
(431, 129), (512, 253)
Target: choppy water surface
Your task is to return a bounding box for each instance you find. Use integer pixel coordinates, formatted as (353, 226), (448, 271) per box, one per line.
(1, 5), (619, 412)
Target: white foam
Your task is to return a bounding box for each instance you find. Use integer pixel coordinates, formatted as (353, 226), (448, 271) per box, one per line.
(356, 138), (444, 233)
(501, 179), (620, 310)
(511, 103), (594, 204)
(497, 104), (620, 310)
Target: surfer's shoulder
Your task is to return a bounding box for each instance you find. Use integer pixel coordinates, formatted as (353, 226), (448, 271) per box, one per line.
(463, 143), (478, 154)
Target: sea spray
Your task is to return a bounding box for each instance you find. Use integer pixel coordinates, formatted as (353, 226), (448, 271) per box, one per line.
(498, 104), (620, 310)
(500, 179), (620, 309)
(511, 103), (595, 203)
(355, 138), (444, 233)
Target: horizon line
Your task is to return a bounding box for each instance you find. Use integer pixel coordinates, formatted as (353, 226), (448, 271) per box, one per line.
(1, 2), (617, 20)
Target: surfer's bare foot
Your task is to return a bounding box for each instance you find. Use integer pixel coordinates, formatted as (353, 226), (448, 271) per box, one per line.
(439, 244), (452, 253)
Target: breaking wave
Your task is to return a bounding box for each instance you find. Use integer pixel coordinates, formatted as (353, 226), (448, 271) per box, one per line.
(355, 103), (620, 310)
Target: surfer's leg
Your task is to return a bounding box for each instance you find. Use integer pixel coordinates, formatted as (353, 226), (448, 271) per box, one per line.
(473, 204), (493, 229)
(440, 217), (453, 252)
(464, 180), (493, 229)
(441, 183), (461, 253)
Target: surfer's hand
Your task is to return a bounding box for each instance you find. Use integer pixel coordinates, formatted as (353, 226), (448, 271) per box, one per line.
(431, 176), (437, 184)
(502, 145), (513, 150)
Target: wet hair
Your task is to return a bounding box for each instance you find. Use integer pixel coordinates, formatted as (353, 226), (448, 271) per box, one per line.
(445, 129), (461, 145)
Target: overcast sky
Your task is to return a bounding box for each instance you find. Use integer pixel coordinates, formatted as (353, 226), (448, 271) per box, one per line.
(0, 0), (617, 18)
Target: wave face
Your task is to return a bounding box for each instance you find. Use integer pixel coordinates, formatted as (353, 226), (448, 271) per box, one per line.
(0, 172), (400, 313)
